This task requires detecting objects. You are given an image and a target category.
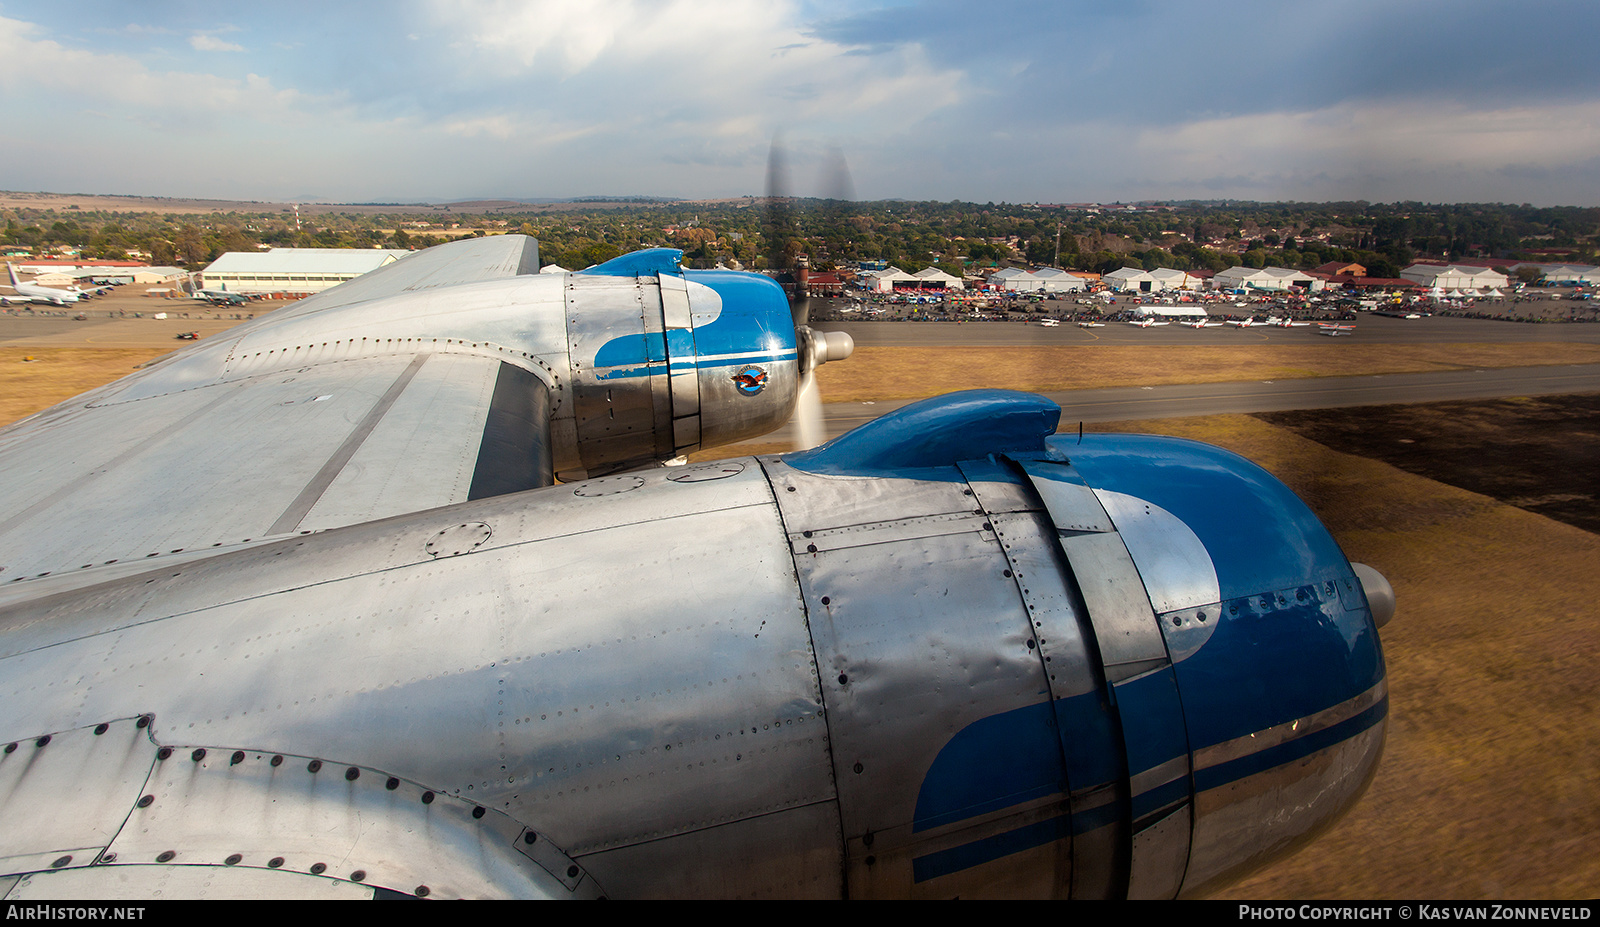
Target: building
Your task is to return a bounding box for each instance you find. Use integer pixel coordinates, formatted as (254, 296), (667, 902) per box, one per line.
(14, 260), (146, 275)
(1400, 264), (1510, 292)
(1105, 267), (1202, 293)
(1031, 268), (1089, 292)
(989, 267), (1039, 291)
(1150, 268), (1201, 291)
(991, 267), (1088, 292)
(1313, 261), (1366, 277)
(1213, 266), (1325, 292)
(911, 267), (963, 290)
(202, 248), (410, 295)
(807, 271), (846, 296)
(76, 267), (186, 285)
(1535, 264), (1600, 285)
(1320, 275), (1418, 293)
(859, 266), (919, 293)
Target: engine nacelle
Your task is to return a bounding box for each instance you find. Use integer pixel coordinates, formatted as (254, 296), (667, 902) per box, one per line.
(563, 252), (812, 475)
(765, 391), (1387, 897)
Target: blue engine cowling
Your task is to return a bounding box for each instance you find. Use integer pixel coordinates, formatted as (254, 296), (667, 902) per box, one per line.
(768, 390), (1387, 898)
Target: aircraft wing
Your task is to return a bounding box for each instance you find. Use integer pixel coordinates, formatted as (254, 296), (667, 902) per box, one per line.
(252, 233), (540, 321)
(0, 235), (855, 607)
(0, 237), (549, 601)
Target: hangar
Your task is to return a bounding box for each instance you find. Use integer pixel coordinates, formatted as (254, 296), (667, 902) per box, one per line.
(202, 248), (410, 295)
(991, 267), (1089, 292)
(1401, 264), (1510, 291)
(1104, 267), (1200, 293)
(1534, 264), (1600, 285)
(1213, 266), (1325, 292)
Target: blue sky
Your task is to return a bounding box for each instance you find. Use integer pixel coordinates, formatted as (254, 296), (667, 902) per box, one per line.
(3, 0), (1598, 205)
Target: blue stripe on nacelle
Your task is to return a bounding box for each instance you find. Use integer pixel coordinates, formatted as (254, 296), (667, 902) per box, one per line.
(912, 701), (1066, 834)
(593, 332), (668, 369)
(912, 815), (1071, 883)
(1193, 696), (1387, 794)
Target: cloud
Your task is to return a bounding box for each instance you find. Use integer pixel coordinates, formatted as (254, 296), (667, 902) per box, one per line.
(1145, 100), (1600, 189)
(190, 34), (245, 53)
(3, 3), (1599, 205)
(0, 17), (319, 122)
(422, 0), (965, 137)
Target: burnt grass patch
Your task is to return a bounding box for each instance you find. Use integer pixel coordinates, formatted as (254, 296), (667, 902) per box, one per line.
(1255, 394), (1600, 535)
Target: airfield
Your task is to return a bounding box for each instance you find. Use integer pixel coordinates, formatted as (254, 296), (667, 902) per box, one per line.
(1, 289), (1597, 899)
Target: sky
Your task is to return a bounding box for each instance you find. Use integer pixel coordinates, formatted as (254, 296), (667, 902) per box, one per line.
(3, 0), (1599, 206)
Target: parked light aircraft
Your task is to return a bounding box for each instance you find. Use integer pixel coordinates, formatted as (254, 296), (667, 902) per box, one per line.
(1181, 319), (1219, 329)
(195, 289), (249, 306)
(0, 236), (1392, 900)
(2, 264), (110, 306)
(1127, 318), (1170, 328)
(182, 273), (251, 306)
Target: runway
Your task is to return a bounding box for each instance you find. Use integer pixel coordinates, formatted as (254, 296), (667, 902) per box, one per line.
(742, 363), (1600, 446)
(822, 314), (1600, 347)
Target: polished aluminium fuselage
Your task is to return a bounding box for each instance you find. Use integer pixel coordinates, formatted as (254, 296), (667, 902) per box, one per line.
(0, 257), (804, 609)
(0, 394), (1385, 899)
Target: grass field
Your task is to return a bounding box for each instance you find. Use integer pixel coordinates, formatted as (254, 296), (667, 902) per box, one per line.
(0, 347), (172, 426)
(812, 342), (1600, 402)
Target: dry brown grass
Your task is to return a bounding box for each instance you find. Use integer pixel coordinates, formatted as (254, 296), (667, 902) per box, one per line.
(814, 343), (1600, 402)
(0, 347), (171, 426)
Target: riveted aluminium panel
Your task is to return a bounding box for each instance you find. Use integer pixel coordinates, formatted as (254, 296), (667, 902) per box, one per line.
(0, 718), (155, 877)
(113, 744), (598, 899)
(1055, 532), (1168, 680)
(1182, 681), (1386, 895)
(565, 275), (671, 468)
(764, 459), (1069, 898)
(0, 357), (422, 582)
(964, 459), (1124, 899)
(575, 801), (844, 899)
(0, 461), (832, 898)
(660, 274), (702, 444)
(5, 865), (374, 900)
(297, 352), (505, 530)
(1094, 489), (1220, 617)
(1016, 460), (1195, 900)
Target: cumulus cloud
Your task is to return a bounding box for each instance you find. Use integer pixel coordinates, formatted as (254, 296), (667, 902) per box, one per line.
(190, 33), (245, 53)
(3, 3), (1598, 204)
(422, 0), (965, 138)
(0, 17), (321, 121)
(1129, 100), (1600, 201)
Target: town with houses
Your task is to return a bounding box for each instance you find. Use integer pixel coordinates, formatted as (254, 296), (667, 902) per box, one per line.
(2, 197), (1596, 321)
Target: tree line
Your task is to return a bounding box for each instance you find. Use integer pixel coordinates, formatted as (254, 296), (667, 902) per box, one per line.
(3, 200), (1595, 276)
